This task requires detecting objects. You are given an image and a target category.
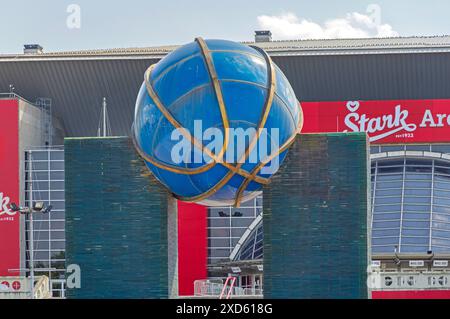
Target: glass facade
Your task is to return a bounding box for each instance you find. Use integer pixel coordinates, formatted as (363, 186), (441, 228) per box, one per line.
(233, 216), (263, 261)
(207, 196), (262, 264)
(370, 144), (450, 154)
(25, 148), (66, 298)
(371, 156), (450, 254)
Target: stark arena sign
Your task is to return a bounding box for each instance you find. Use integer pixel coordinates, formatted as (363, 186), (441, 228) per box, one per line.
(301, 99), (450, 144)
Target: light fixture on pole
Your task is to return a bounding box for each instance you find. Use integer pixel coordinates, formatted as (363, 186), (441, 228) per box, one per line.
(9, 202), (53, 299)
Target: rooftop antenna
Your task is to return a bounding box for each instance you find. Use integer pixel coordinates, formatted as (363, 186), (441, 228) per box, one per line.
(9, 84), (15, 97)
(97, 97), (112, 137)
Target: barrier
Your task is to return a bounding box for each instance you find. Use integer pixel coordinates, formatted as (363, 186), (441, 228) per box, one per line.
(0, 276), (50, 299)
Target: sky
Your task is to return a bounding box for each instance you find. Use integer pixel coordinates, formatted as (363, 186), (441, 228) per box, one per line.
(0, 0), (449, 54)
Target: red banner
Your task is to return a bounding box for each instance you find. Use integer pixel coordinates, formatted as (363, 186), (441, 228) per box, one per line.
(301, 99), (450, 144)
(0, 99), (20, 276)
(372, 290), (450, 299)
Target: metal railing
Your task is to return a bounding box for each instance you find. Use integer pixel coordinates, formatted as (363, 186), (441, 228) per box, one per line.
(50, 279), (66, 299)
(194, 279), (263, 298)
(0, 276), (51, 299)
(0, 92), (35, 106)
(243, 287), (264, 296)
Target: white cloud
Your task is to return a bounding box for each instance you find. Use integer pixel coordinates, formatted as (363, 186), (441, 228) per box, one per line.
(257, 12), (399, 40)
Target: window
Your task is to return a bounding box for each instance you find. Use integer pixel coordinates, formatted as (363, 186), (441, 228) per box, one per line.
(372, 155), (450, 254)
(25, 148), (66, 297)
(233, 220), (263, 261)
(207, 195), (261, 264)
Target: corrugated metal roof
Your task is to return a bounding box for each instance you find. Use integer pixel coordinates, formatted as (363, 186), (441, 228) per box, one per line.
(254, 35), (450, 50)
(2, 35), (450, 60)
(1, 35), (450, 138)
(0, 58), (158, 136)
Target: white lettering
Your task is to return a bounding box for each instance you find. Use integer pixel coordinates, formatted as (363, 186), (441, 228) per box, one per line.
(437, 114), (447, 127)
(344, 113), (360, 132)
(343, 102), (417, 142)
(0, 192), (16, 217)
(420, 109), (436, 127)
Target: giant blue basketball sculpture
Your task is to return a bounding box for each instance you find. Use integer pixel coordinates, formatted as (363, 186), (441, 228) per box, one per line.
(133, 38), (302, 206)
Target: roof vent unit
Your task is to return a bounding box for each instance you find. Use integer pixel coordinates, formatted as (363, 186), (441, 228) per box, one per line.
(255, 30), (272, 43)
(24, 44), (44, 55)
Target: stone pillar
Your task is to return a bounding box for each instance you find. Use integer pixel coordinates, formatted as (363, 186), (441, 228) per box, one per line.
(263, 133), (370, 299)
(65, 137), (170, 298)
(167, 196), (179, 299)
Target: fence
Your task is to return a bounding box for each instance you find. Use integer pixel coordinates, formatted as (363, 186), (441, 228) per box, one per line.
(193, 280), (263, 298)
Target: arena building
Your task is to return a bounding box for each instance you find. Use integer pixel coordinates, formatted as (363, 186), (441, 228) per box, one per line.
(2, 33), (450, 298)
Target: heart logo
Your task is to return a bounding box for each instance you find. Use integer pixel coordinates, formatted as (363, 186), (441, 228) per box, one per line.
(346, 101), (360, 112)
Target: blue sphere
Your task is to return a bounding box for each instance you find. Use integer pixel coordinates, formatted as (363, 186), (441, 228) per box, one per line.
(133, 38), (302, 206)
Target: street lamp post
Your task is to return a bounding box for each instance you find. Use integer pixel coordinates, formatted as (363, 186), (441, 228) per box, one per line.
(10, 153), (53, 299)
(29, 161), (34, 299)
(10, 202), (52, 299)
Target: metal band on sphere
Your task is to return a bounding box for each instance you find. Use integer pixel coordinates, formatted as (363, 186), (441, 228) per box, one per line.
(132, 38), (303, 207)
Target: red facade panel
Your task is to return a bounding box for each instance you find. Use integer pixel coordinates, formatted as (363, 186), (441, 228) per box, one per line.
(0, 99), (20, 276)
(372, 290), (450, 299)
(177, 201), (207, 296)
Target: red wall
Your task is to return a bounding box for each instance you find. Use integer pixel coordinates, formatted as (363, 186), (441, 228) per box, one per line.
(372, 290), (450, 299)
(301, 99), (450, 144)
(177, 201), (207, 296)
(0, 99), (20, 276)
